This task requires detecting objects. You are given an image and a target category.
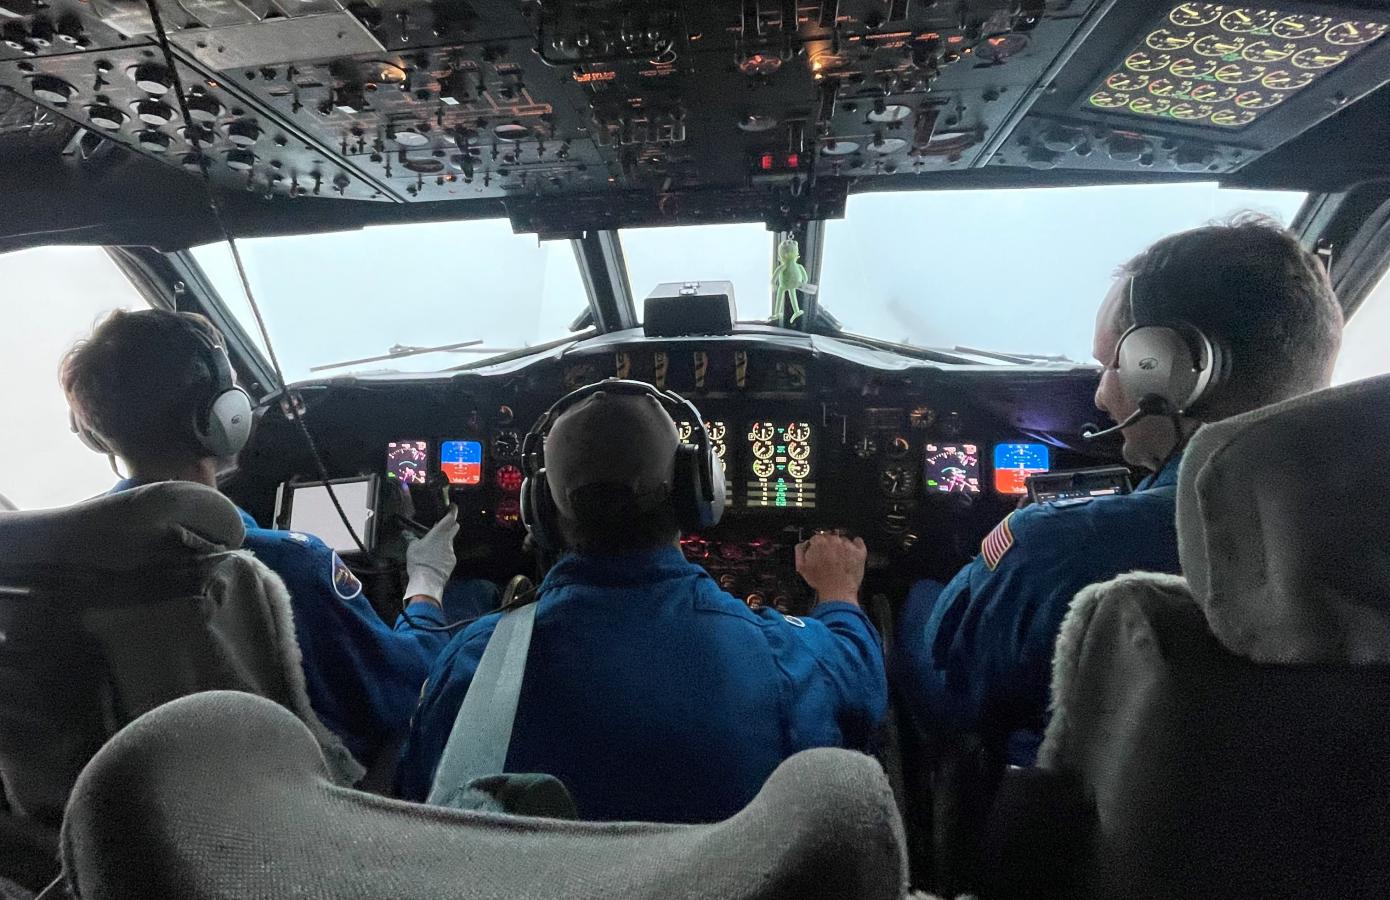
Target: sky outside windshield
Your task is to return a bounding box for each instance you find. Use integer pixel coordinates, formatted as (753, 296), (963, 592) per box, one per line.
(192, 183), (1306, 380)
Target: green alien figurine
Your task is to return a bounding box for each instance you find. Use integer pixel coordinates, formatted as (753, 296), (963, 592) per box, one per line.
(772, 237), (809, 324)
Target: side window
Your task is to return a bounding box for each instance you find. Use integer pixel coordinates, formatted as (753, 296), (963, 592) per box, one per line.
(1334, 266), (1390, 385)
(0, 247), (149, 509)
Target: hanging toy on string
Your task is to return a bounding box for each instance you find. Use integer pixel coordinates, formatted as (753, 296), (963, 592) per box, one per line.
(772, 237), (809, 324)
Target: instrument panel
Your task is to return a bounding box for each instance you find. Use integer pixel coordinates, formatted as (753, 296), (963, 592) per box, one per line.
(232, 340), (1110, 616)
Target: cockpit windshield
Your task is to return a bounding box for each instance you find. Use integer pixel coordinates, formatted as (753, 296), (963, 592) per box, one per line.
(191, 219), (590, 382)
(620, 223), (774, 320)
(819, 183), (1307, 362)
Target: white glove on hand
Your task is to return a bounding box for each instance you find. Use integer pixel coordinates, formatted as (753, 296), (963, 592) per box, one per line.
(404, 505), (459, 605)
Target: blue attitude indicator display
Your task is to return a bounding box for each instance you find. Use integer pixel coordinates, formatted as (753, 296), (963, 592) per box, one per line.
(994, 443), (1051, 495)
(440, 440), (483, 486)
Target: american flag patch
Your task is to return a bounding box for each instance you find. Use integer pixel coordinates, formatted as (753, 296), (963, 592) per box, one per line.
(981, 514), (1016, 571)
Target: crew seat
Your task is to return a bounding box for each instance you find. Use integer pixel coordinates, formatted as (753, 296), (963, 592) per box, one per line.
(0, 482), (360, 892)
(990, 374), (1390, 899)
(45, 690), (907, 900)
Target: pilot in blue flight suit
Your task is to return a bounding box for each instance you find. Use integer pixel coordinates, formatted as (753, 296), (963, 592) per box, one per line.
(895, 219), (1346, 764)
(61, 309), (462, 766)
(397, 382), (888, 822)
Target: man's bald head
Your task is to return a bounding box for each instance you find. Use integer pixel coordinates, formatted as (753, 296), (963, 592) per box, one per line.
(544, 388), (682, 554)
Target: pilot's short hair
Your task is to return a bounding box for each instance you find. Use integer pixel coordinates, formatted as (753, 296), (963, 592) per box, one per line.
(60, 308), (225, 462)
(1117, 214), (1343, 416)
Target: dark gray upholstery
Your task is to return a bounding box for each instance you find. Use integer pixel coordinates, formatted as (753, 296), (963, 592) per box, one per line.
(59, 691), (908, 900)
(0, 483), (357, 891)
(1021, 375), (1390, 899)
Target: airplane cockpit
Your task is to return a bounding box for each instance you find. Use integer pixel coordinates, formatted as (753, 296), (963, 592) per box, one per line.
(3, 0), (1390, 896)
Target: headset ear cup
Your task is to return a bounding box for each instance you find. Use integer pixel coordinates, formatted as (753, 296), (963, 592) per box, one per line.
(195, 387), (254, 458)
(672, 442), (723, 532)
(1116, 325), (1203, 413)
(521, 468), (560, 553)
(70, 409), (113, 456)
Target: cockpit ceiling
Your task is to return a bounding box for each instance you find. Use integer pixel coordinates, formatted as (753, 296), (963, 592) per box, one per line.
(0, 0), (1388, 239)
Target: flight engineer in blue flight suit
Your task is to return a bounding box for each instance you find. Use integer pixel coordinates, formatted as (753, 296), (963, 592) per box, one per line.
(895, 217), (1345, 764)
(60, 308), (462, 767)
(397, 384), (888, 822)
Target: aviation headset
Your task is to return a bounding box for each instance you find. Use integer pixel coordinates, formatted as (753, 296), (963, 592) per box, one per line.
(70, 322), (254, 460)
(1112, 249), (1227, 416)
(519, 379), (726, 553)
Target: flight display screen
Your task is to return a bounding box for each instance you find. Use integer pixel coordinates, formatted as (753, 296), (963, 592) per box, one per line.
(924, 443), (981, 494)
(1085, 4), (1388, 130)
(386, 440), (429, 485)
(440, 440), (483, 486)
(994, 443), (1051, 495)
(744, 421), (815, 509)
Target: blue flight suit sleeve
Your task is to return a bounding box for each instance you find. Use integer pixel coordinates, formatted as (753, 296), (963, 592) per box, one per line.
(395, 614), (499, 801)
(243, 527), (452, 764)
(897, 502), (1104, 753)
(748, 597), (886, 753)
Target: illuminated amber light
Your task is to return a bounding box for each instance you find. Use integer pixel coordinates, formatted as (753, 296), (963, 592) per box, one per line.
(1086, 3), (1387, 129)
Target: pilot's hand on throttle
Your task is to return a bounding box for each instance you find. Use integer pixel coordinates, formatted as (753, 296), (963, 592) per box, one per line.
(795, 532), (866, 607)
(403, 504), (459, 607)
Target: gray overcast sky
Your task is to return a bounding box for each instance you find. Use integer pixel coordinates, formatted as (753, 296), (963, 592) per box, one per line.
(4, 184), (1386, 510)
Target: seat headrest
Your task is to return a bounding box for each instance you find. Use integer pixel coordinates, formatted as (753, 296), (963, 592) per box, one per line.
(0, 482), (245, 577)
(1177, 374), (1390, 664)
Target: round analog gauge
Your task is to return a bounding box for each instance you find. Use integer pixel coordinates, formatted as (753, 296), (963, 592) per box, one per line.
(787, 440), (810, 461)
(1088, 90), (1132, 109)
(1242, 40), (1297, 63)
(492, 430), (521, 459)
(879, 466), (915, 498)
(1221, 8), (1278, 33)
(1170, 3), (1221, 28)
(1211, 108), (1258, 127)
(1215, 62), (1268, 84)
(1169, 101), (1215, 120)
(1190, 82), (1239, 103)
(1107, 71), (1150, 91)
(706, 421), (726, 441)
(1125, 51), (1173, 73)
(1261, 69), (1315, 90)
(1147, 28), (1195, 51)
(1170, 57), (1217, 78)
(1129, 96), (1171, 115)
(1194, 34), (1246, 57)
(1147, 77), (1193, 97)
(1291, 47), (1350, 70)
(752, 460), (775, 479)
(1271, 15), (1331, 40)
(1235, 89), (1286, 110)
(785, 422), (811, 441)
(1325, 21), (1389, 47)
(752, 440), (774, 461)
(788, 460), (811, 480)
(749, 422), (775, 442)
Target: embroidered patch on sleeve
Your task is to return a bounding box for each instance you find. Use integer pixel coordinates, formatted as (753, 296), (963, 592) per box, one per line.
(981, 513), (1016, 571)
(331, 553), (364, 600)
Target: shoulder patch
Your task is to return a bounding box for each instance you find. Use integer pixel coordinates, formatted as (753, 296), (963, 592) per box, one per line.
(1049, 497), (1095, 509)
(287, 532), (311, 542)
(782, 614), (807, 628)
(981, 512), (1017, 571)
(331, 554), (364, 600)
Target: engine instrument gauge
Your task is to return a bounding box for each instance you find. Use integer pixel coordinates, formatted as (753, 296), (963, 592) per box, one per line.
(1193, 34), (1245, 57)
(1107, 72), (1150, 92)
(1170, 57), (1217, 78)
(1148, 28), (1196, 51)
(1169, 101), (1215, 120)
(1241, 40), (1296, 63)
(1170, 3), (1221, 28)
(1262, 69), (1314, 90)
(1214, 62), (1267, 84)
(1088, 91), (1132, 109)
(1210, 108), (1258, 127)
(1221, 8), (1278, 33)
(880, 466), (916, 498)
(1129, 96), (1172, 116)
(745, 422), (815, 510)
(1234, 89), (1285, 110)
(1291, 46), (1349, 69)
(1190, 82), (1239, 103)
(1325, 21), (1388, 47)
(1271, 15), (1331, 40)
(1125, 51), (1173, 73)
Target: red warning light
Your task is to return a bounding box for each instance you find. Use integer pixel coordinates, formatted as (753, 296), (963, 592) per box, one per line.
(760, 153), (775, 170)
(785, 153), (799, 168)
